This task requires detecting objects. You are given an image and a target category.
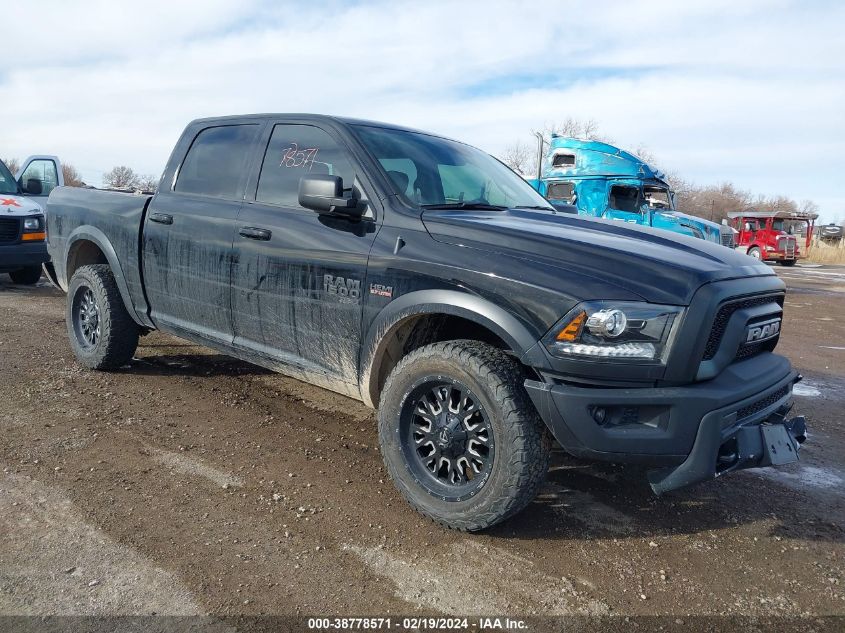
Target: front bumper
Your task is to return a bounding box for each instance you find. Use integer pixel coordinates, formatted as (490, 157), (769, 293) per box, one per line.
(525, 353), (806, 493)
(0, 242), (49, 272)
(765, 251), (803, 261)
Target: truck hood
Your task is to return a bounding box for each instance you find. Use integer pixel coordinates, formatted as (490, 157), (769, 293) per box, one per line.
(0, 194), (43, 216)
(421, 208), (774, 305)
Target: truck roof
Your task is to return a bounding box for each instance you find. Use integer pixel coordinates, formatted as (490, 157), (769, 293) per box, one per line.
(188, 113), (443, 138)
(727, 210), (820, 220)
(545, 136), (666, 182)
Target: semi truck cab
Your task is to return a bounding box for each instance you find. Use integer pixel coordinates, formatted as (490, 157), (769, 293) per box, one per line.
(728, 210), (818, 266)
(527, 136), (735, 248)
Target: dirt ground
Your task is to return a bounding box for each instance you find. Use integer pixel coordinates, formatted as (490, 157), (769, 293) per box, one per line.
(0, 264), (843, 630)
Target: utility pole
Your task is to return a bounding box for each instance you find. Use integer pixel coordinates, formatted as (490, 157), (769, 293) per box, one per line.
(533, 131), (547, 183)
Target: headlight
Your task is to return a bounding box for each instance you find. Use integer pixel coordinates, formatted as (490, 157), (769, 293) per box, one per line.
(544, 301), (684, 363)
(23, 217), (42, 231)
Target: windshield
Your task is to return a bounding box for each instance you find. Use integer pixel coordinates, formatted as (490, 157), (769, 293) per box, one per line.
(643, 186), (673, 210)
(772, 219), (807, 235)
(0, 160), (19, 195)
(353, 125), (552, 210)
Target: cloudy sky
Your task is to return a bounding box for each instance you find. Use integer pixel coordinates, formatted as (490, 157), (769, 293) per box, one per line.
(3, 0), (843, 222)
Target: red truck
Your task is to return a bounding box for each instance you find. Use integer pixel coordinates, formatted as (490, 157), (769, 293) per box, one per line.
(728, 210), (818, 266)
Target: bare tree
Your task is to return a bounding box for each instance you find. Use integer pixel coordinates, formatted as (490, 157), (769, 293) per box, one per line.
(61, 163), (85, 187)
(3, 157), (20, 174)
(799, 199), (820, 216)
(103, 166), (139, 189)
(633, 144), (658, 166)
(539, 117), (607, 142)
(503, 118), (609, 180)
(499, 141), (535, 176)
(136, 174), (160, 192)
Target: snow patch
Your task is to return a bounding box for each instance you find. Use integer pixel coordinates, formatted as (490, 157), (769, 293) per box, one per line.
(793, 382), (822, 397)
(754, 465), (844, 492)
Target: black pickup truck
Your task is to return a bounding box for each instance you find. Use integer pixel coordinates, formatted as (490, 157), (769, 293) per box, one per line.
(46, 114), (807, 530)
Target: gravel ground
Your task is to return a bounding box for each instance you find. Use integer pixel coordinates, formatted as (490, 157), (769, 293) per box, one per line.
(0, 265), (842, 631)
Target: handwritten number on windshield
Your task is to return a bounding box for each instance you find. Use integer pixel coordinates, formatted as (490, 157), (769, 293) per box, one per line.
(280, 142), (319, 170)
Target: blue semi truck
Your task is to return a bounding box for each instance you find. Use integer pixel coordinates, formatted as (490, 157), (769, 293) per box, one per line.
(526, 136), (735, 248)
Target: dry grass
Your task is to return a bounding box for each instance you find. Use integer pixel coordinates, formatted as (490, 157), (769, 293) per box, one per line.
(806, 240), (845, 264)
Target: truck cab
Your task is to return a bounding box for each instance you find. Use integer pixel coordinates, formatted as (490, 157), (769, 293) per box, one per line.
(728, 210), (818, 266)
(527, 137), (735, 248)
(0, 155), (63, 284)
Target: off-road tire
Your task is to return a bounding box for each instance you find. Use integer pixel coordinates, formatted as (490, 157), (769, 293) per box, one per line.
(780, 259), (797, 267)
(66, 264), (139, 370)
(747, 246), (762, 260)
(9, 265), (42, 285)
(378, 340), (551, 531)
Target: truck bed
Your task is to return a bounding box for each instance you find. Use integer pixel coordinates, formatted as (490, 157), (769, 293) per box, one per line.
(46, 186), (153, 324)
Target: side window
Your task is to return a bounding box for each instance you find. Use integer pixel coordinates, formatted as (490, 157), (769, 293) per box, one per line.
(256, 124), (355, 208)
(378, 158), (416, 198)
(20, 159), (59, 196)
(608, 185), (641, 213)
(437, 164), (510, 206)
(547, 181), (575, 202)
(551, 152), (575, 168)
(175, 124), (258, 199)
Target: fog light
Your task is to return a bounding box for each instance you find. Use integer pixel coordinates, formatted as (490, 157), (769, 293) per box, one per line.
(590, 406), (607, 425)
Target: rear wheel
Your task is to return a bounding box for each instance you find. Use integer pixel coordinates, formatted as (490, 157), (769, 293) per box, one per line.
(378, 340), (551, 531)
(747, 246), (762, 260)
(66, 264), (139, 370)
(9, 266), (42, 285)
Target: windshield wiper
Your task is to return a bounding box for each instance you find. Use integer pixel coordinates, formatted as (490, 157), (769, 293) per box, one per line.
(421, 202), (508, 211)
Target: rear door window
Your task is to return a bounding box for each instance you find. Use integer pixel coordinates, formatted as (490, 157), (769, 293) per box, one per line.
(175, 124), (259, 199)
(256, 124), (355, 208)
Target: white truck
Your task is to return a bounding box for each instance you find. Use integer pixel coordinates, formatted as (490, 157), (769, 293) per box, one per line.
(0, 156), (63, 284)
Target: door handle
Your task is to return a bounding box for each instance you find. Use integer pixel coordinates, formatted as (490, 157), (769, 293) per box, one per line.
(149, 212), (173, 225)
(239, 227), (272, 241)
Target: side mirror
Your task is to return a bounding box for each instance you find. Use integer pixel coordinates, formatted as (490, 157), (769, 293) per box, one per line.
(298, 175), (361, 218)
(24, 178), (43, 195)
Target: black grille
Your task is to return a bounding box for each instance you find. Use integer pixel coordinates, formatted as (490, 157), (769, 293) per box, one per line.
(736, 385), (789, 420)
(0, 217), (19, 243)
(735, 339), (778, 360)
(720, 232), (735, 248)
(702, 294), (784, 361)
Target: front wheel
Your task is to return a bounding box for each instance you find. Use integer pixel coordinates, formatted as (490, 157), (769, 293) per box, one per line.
(747, 246), (762, 260)
(66, 264), (139, 370)
(378, 340), (551, 531)
(9, 265), (42, 285)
